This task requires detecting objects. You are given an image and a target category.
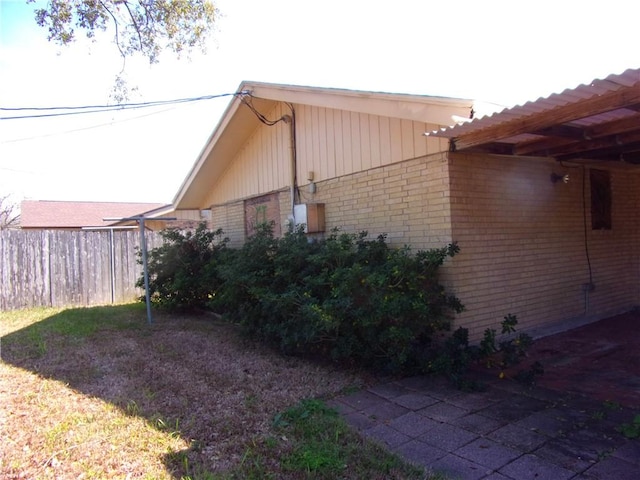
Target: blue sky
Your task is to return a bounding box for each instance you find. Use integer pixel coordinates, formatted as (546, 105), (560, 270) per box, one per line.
(1, 0), (639, 204)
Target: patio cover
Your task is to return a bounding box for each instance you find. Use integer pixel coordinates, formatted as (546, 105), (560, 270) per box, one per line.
(426, 68), (640, 165)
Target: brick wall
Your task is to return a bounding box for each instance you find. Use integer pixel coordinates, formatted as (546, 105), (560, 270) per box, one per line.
(447, 153), (640, 338)
(209, 151), (640, 339)
(211, 152), (454, 252)
(211, 202), (246, 248)
(306, 151), (453, 251)
(278, 189), (294, 233)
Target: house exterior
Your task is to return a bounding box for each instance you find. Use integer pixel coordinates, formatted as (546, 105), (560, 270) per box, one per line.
(171, 71), (640, 339)
(427, 68), (640, 338)
(173, 83), (474, 245)
(20, 200), (166, 230)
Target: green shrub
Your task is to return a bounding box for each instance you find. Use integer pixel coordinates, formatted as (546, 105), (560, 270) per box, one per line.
(141, 222), (539, 383)
(429, 314), (542, 389)
(138, 222), (228, 311)
(618, 414), (640, 439)
(213, 225), (463, 374)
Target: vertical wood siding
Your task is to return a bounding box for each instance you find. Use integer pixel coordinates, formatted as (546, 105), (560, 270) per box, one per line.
(205, 103), (291, 206)
(295, 106), (444, 182)
(0, 230), (163, 311)
(206, 103), (447, 205)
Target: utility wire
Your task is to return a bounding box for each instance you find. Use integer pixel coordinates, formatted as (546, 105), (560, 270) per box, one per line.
(0, 92), (237, 120)
(239, 93), (289, 126)
(1, 106), (176, 144)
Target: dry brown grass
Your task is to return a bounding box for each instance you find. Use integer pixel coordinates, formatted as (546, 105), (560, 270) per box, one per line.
(1, 304), (374, 479)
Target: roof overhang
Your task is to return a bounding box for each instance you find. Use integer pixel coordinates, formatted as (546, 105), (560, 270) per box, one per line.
(427, 68), (640, 166)
(106, 203), (175, 227)
(173, 81), (474, 209)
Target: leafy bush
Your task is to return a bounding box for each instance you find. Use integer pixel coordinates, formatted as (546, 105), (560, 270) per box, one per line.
(142, 222), (540, 382)
(429, 314), (542, 390)
(618, 414), (640, 439)
(429, 327), (483, 391)
(212, 225), (463, 374)
(137, 222), (228, 311)
(479, 313), (534, 367)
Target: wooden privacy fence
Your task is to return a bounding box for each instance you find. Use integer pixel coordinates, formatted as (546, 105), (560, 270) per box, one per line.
(0, 229), (164, 311)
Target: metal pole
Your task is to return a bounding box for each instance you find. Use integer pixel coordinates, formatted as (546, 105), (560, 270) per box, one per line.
(102, 216), (175, 325)
(109, 228), (116, 304)
(139, 218), (152, 324)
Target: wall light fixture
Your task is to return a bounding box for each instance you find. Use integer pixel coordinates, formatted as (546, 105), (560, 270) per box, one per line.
(551, 173), (570, 184)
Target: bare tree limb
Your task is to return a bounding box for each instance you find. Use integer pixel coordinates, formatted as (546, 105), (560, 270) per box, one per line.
(0, 195), (20, 229)
(97, 0), (126, 61)
(121, 1), (144, 52)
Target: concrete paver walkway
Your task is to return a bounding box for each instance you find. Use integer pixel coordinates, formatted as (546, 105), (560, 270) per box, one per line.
(330, 375), (640, 479)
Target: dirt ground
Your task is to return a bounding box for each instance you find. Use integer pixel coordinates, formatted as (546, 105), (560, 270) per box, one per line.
(0, 307), (368, 478)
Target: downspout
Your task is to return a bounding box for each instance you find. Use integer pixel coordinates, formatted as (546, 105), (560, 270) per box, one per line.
(285, 103), (297, 222)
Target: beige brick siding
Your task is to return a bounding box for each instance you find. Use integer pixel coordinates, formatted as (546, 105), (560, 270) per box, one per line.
(303, 152), (453, 250)
(278, 189), (293, 231)
(210, 202), (246, 248)
(208, 150), (640, 339)
(209, 152), (454, 251)
(447, 153), (640, 338)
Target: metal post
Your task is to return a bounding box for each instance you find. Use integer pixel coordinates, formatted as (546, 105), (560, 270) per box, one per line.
(103, 216), (176, 325)
(109, 228), (116, 304)
(139, 218), (153, 324)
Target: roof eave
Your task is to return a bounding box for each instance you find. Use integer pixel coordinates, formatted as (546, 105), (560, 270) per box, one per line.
(172, 81), (476, 210)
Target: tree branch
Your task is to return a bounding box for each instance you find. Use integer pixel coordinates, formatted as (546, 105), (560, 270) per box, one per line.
(122, 1), (144, 52)
(97, 0), (126, 60)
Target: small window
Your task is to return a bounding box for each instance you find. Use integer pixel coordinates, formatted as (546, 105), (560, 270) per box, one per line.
(590, 169), (611, 230)
(244, 192), (281, 237)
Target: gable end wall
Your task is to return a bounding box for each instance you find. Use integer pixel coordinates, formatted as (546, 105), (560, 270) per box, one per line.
(204, 103), (448, 206)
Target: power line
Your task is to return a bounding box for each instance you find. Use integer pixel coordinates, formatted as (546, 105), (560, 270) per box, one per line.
(1, 92), (236, 112)
(0, 92), (237, 120)
(0, 106), (176, 144)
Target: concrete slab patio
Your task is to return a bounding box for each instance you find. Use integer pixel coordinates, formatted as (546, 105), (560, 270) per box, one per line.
(330, 312), (640, 479)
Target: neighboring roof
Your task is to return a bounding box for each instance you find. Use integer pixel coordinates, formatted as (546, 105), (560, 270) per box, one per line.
(173, 81), (474, 209)
(20, 200), (166, 229)
(427, 68), (640, 164)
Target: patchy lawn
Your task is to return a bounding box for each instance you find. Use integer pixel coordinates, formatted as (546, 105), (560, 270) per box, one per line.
(0, 304), (438, 479)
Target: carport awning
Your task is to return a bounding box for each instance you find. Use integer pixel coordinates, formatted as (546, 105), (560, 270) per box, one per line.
(427, 68), (640, 165)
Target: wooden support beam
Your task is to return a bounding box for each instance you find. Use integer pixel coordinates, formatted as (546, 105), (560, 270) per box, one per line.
(557, 139), (640, 161)
(452, 84), (640, 151)
(547, 131), (640, 157)
(531, 124), (587, 139)
(516, 113), (640, 156)
(515, 137), (578, 156)
(586, 113), (640, 137)
(462, 142), (515, 155)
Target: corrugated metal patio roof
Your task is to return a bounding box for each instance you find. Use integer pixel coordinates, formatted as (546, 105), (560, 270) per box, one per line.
(427, 68), (640, 165)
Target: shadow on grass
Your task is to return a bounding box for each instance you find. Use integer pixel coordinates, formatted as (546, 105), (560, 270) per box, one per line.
(1, 303), (226, 478)
(2, 304), (420, 480)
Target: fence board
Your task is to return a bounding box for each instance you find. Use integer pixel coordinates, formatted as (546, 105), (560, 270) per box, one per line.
(0, 229), (164, 311)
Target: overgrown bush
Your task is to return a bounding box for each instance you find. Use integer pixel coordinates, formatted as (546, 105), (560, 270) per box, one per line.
(429, 314), (542, 390)
(142, 222), (541, 381)
(137, 223), (228, 311)
(212, 224), (464, 374)
(138, 223), (542, 382)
